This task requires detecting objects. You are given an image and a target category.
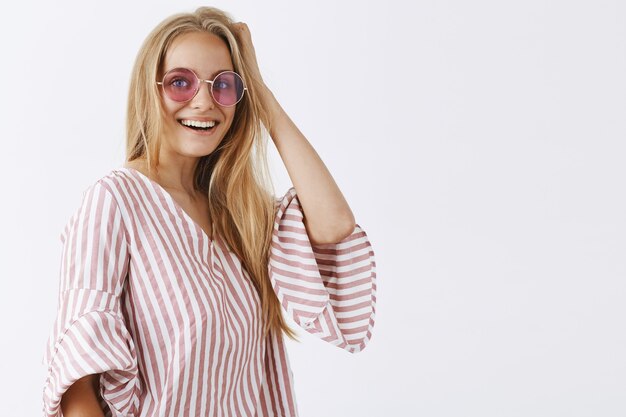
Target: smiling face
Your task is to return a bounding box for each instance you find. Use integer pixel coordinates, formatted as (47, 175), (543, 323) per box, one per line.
(158, 31), (237, 158)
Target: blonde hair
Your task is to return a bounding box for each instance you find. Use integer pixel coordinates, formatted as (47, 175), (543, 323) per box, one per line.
(125, 6), (297, 341)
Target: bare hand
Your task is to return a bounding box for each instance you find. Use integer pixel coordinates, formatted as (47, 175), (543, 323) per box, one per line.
(230, 22), (265, 86)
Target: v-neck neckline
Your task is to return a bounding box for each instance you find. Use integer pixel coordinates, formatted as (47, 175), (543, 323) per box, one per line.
(118, 167), (215, 243)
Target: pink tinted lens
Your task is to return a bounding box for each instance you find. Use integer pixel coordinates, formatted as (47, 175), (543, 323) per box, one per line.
(211, 72), (245, 106)
(162, 68), (198, 102)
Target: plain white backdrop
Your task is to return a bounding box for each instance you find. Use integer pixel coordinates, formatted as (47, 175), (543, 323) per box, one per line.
(0, 0), (624, 416)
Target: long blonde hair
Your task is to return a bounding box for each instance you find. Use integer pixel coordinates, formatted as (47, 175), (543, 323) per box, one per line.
(125, 6), (297, 341)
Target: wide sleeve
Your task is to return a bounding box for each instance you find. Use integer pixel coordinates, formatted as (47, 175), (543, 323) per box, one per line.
(269, 187), (377, 353)
(42, 181), (141, 417)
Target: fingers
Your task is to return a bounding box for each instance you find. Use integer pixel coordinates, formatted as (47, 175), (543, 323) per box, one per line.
(231, 22), (250, 34)
(231, 22), (254, 51)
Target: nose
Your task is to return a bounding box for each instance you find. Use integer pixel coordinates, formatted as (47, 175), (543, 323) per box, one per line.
(189, 80), (215, 110)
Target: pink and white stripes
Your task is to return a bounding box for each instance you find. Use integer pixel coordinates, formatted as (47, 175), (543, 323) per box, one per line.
(270, 188), (377, 353)
(42, 167), (376, 417)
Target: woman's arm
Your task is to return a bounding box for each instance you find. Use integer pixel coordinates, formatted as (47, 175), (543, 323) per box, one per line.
(233, 23), (356, 245)
(60, 374), (105, 417)
(264, 92), (357, 245)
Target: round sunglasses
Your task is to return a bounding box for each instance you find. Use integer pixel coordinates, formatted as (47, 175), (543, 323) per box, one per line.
(156, 68), (247, 107)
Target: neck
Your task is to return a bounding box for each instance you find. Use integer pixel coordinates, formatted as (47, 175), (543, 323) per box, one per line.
(125, 155), (202, 199)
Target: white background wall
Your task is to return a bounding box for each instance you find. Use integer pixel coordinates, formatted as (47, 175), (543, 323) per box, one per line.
(0, 0), (624, 416)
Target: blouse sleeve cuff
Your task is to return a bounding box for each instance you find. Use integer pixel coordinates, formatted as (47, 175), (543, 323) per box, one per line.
(43, 291), (140, 417)
(270, 187), (377, 353)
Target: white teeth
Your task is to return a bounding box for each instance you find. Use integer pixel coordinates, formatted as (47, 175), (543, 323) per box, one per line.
(180, 119), (216, 128)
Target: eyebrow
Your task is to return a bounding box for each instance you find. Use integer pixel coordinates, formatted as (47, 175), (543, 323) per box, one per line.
(163, 67), (234, 78)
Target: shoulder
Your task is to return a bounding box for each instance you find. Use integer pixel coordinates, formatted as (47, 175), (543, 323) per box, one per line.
(96, 167), (135, 195)
(76, 168), (140, 211)
(60, 168), (135, 244)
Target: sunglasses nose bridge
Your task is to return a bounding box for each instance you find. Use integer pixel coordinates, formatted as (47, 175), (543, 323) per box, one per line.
(198, 79), (214, 95)
(189, 78), (216, 107)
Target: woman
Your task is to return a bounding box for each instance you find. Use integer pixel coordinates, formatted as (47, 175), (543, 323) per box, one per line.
(42, 7), (376, 417)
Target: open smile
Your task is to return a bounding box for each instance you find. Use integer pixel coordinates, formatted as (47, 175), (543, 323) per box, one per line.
(178, 118), (220, 133)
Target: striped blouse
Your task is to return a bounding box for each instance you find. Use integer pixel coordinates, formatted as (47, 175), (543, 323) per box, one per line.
(42, 167), (377, 417)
